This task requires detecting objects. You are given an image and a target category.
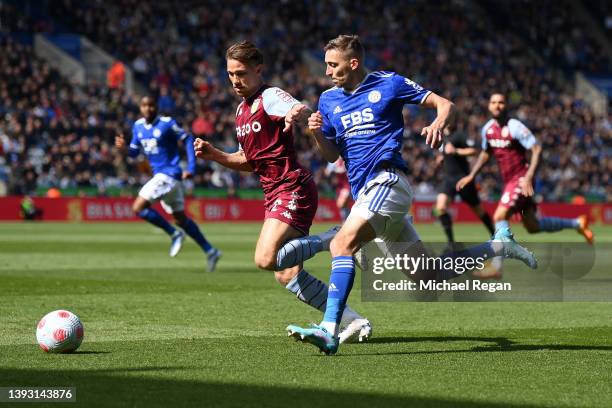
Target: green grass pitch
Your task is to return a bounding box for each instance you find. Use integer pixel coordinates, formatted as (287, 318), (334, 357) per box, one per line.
(1, 221), (611, 407)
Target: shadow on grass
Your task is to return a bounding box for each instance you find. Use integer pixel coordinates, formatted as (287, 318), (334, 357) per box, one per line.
(345, 336), (612, 356)
(0, 367), (543, 408)
(70, 351), (111, 355)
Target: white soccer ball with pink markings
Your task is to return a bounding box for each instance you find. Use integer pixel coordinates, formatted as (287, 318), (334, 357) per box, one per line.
(36, 310), (84, 353)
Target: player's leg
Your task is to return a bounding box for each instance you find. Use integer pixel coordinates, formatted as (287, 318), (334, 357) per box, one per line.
(275, 225), (340, 270)
(134, 176), (178, 237)
(161, 179), (220, 268)
(287, 169), (407, 353)
(275, 181), (339, 270)
(434, 192), (455, 244)
(471, 204), (495, 236)
(171, 210), (221, 269)
(474, 198), (516, 279)
(376, 214), (535, 284)
(286, 215), (376, 354)
(459, 180), (495, 236)
(523, 206), (594, 243)
(255, 217), (367, 339)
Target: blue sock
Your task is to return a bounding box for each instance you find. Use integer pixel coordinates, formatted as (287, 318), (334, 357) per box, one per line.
(285, 269), (328, 311)
(322, 256), (355, 326)
(538, 217), (579, 232)
(495, 220), (509, 231)
(276, 236), (323, 269)
(180, 218), (213, 253)
(137, 208), (175, 236)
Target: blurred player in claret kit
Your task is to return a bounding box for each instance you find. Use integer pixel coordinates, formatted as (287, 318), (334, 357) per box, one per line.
(435, 123), (495, 248)
(325, 158), (352, 220)
(456, 93), (594, 278)
(193, 41), (371, 343)
(115, 95), (221, 271)
(286, 35), (538, 355)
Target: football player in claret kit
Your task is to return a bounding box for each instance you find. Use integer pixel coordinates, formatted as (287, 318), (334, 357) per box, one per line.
(115, 95), (221, 271)
(456, 93), (594, 278)
(194, 41), (371, 343)
(286, 35), (538, 355)
(435, 123), (495, 248)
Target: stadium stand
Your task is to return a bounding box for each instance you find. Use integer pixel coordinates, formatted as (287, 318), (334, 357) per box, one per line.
(1, 0), (609, 202)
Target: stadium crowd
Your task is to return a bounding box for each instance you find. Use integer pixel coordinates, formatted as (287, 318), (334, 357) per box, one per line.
(1, 0), (610, 201)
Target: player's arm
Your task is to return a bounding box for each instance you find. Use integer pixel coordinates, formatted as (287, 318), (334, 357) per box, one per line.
(307, 111), (340, 163)
(193, 138), (253, 172)
(283, 103), (313, 132)
(456, 150), (490, 191)
(115, 129), (139, 158)
(182, 134), (197, 179)
(420, 92), (455, 149)
(169, 120), (198, 179)
(520, 143), (542, 197)
(453, 146), (479, 156)
(510, 119), (541, 197)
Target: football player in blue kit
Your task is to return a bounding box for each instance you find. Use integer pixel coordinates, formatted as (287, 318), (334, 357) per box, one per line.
(115, 95), (221, 271)
(286, 35), (537, 354)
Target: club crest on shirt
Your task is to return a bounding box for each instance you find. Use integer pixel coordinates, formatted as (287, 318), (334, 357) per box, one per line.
(251, 99), (261, 114)
(501, 127), (510, 138)
(368, 90), (381, 103)
(153, 128), (162, 138)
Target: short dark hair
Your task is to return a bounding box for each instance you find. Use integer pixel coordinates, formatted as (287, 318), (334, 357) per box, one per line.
(226, 40), (264, 66)
(324, 34), (365, 60)
(140, 94), (157, 104)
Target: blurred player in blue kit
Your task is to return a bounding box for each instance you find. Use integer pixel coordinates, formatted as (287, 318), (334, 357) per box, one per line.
(115, 95), (221, 271)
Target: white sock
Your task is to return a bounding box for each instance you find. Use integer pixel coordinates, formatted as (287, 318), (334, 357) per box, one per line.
(492, 256), (503, 270)
(340, 305), (362, 327)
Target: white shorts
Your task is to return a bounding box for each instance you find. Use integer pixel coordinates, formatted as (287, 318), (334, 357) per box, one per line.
(138, 173), (185, 214)
(349, 169), (420, 247)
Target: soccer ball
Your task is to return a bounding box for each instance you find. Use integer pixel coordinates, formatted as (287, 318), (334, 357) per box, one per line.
(36, 310), (84, 353)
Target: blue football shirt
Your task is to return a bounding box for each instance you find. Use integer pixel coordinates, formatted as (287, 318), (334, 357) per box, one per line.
(129, 116), (195, 180)
(318, 71), (431, 198)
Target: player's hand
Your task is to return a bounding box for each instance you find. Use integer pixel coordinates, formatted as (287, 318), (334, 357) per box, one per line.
(444, 143), (456, 155)
(283, 104), (307, 132)
(421, 124), (444, 149)
(182, 171), (193, 180)
(456, 175), (473, 191)
(193, 138), (214, 159)
(115, 133), (126, 149)
(519, 176), (534, 197)
(308, 111), (324, 134)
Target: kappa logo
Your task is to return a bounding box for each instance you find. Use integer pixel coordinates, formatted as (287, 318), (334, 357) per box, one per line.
(333, 105), (342, 114)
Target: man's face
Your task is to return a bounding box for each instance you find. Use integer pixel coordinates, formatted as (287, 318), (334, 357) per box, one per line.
(324, 49), (357, 88)
(139, 97), (157, 122)
(227, 59), (263, 98)
(488, 94), (506, 118)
